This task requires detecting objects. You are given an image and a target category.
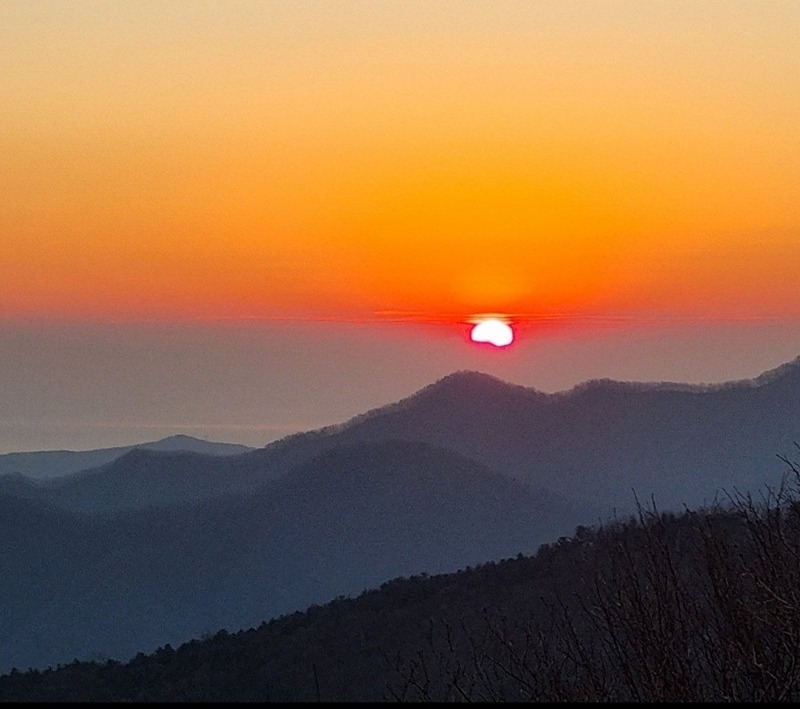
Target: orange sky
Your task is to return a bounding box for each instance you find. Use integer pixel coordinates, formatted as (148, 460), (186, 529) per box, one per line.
(2, 0), (799, 325)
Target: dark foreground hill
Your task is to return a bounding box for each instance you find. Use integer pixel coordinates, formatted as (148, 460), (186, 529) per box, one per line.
(3, 464), (799, 702)
(0, 440), (600, 674)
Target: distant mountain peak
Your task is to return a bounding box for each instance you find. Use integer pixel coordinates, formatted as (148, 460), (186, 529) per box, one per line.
(156, 434), (201, 444)
(137, 435), (253, 455)
(0, 435), (254, 481)
(294, 370), (537, 438)
(420, 370), (545, 399)
(434, 369), (508, 386)
(750, 354), (800, 387)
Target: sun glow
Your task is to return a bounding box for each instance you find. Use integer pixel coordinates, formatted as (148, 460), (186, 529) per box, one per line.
(469, 317), (514, 347)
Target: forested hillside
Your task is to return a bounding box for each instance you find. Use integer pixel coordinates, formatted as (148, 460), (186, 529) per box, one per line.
(3, 455), (799, 702)
(0, 440), (598, 674)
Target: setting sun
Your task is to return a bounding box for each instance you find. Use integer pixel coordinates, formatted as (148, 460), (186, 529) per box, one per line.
(470, 318), (515, 347)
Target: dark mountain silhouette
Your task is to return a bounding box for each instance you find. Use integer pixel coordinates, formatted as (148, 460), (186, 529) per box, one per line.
(0, 434), (253, 480)
(0, 439), (600, 674)
(6, 358), (799, 517)
(0, 448), (273, 516)
(254, 357), (800, 511)
(3, 476), (799, 702)
(2, 357), (800, 675)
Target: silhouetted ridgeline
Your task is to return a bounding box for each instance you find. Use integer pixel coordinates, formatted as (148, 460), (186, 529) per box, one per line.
(6, 356), (800, 517)
(0, 435), (253, 480)
(317, 356), (800, 511)
(2, 357), (800, 682)
(2, 461), (800, 701)
(0, 440), (601, 673)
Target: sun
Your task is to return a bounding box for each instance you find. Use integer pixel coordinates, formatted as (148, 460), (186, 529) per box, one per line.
(469, 317), (514, 347)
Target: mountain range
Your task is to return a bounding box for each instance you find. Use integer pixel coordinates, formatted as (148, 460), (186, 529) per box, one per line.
(2, 356), (799, 673)
(0, 434), (253, 480)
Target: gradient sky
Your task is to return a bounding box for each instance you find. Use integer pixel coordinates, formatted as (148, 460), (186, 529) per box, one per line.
(2, 1), (800, 451)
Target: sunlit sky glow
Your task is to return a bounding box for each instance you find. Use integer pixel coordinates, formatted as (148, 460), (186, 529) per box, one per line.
(2, 1), (800, 452)
(2, 0), (799, 324)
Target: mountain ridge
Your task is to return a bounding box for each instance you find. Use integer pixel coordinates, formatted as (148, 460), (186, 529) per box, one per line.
(0, 438), (601, 673)
(4, 356), (800, 517)
(2, 356), (800, 671)
(288, 355), (800, 446)
(0, 435), (254, 481)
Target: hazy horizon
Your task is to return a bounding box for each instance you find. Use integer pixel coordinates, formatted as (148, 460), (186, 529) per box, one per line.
(3, 316), (800, 453)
